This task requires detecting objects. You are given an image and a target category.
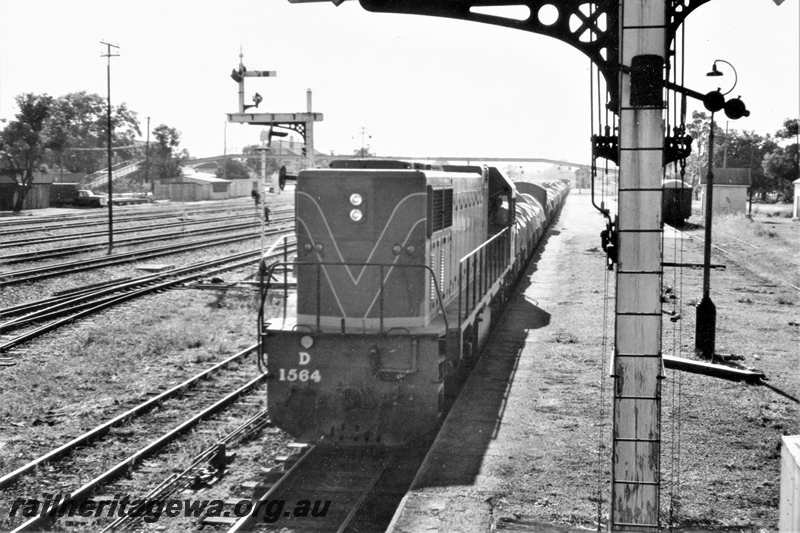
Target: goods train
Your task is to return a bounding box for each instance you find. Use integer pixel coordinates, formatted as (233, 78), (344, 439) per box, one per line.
(258, 160), (568, 446)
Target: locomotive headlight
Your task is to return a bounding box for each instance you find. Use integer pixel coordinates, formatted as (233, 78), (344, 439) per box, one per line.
(349, 208), (363, 222)
(349, 193), (363, 206)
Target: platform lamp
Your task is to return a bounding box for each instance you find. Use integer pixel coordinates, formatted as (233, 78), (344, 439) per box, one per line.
(696, 59), (749, 360)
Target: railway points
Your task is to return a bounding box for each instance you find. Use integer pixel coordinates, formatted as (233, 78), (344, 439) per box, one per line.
(0, 345), (258, 490)
(0, 234), (297, 354)
(1, 366), (271, 531)
(0, 220), (293, 286)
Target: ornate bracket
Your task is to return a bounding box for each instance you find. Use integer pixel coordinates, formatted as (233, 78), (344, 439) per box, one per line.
(276, 123), (307, 140)
(358, 0), (713, 111)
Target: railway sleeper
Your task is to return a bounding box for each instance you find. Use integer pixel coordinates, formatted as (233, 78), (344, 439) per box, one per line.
(235, 479), (279, 499)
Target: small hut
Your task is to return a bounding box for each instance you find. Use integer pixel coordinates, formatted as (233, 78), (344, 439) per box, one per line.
(154, 169), (231, 202)
(0, 172), (53, 210)
(700, 167), (751, 217)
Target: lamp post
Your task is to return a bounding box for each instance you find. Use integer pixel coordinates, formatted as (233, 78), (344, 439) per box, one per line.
(696, 59), (739, 360)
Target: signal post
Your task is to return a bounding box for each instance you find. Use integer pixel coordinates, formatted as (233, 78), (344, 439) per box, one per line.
(227, 52), (323, 170)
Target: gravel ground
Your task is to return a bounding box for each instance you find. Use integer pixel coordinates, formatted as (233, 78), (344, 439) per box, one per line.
(516, 194), (798, 529)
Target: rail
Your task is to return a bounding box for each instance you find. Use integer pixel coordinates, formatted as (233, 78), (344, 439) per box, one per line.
(0, 233), (295, 353)
(258, 238), (449, 337)
(457, 227), (510, 325)
(0, 223), (292, 286)
(226, 445), (391, 533)
(0, 345), (258, 489)
(10, 373), (269, 532)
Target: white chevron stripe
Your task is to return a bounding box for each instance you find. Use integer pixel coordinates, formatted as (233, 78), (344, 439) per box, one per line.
(297, 217), (426, 320)
(297, 190), (426, 285)
(361, 218), (427, 319)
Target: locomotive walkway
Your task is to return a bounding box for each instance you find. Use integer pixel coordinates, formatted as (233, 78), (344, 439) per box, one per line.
(387, 193), (611, 532)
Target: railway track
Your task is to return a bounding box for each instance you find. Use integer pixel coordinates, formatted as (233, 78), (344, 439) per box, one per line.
(97, 408), (274, 532)
(666, 224), (800, 293)
(226, 445), (392, 533)
(0, 235), (297, 353)
(0, 208), (290, 263)
(0, 200), (255, 233)
(1, 349), (272, 532)
(0, 212), (261, 248)
(0, 345), (258, 491)
(0, 219), (293, 286)
(1, 221), (259, 263)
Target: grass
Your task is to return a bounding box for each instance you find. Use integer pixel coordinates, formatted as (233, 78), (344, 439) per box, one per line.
(0, 288), (262, 474)
(703, 212), (800, 289)
(659, 209), (799, 529)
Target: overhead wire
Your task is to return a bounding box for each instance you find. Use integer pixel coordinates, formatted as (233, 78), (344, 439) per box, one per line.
(590, 4), (611, 527)
(675, 16), (687, 526)
(667, 17), (688, 529)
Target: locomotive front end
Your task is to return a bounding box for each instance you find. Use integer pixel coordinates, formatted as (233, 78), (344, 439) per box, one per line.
(263, 168), (447, 447)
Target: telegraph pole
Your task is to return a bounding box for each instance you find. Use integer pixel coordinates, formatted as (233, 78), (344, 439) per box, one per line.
(101, 41), (119, 253)
(145, 116), (151, 193)
(611, 1), (665, 529)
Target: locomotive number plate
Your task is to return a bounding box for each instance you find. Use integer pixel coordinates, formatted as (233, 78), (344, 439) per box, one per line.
(278, 368), (322, 383)
(277, 351), (321, 382)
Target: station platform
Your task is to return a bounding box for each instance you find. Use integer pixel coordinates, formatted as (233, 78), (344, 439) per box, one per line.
(387, 193), (610, 532)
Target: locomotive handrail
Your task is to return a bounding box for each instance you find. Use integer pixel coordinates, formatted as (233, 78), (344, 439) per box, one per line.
(257, 235), (296, 373)
(259, 254), (449, 335)
(457, 227), (511, 326)
(458, 226), (510, 264)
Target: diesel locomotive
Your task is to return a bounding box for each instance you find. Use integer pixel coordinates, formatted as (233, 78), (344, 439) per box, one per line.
(258, 160), (568, 447)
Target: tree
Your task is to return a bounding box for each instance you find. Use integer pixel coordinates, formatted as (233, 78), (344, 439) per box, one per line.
(684, 110), (724, 186)
(141, 124), (186, 182)
(761, 118), (799, 201)
(684, 111), (787, 199)
(776, 117), (799, 140)
(762, 146), (798, 200)
(216, 158), (251, 180)
(0, 94), (54, 211)
(44, 92), (141, 175)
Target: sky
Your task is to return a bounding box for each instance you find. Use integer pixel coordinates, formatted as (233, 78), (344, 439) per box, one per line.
(0, 0), (797, 165)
